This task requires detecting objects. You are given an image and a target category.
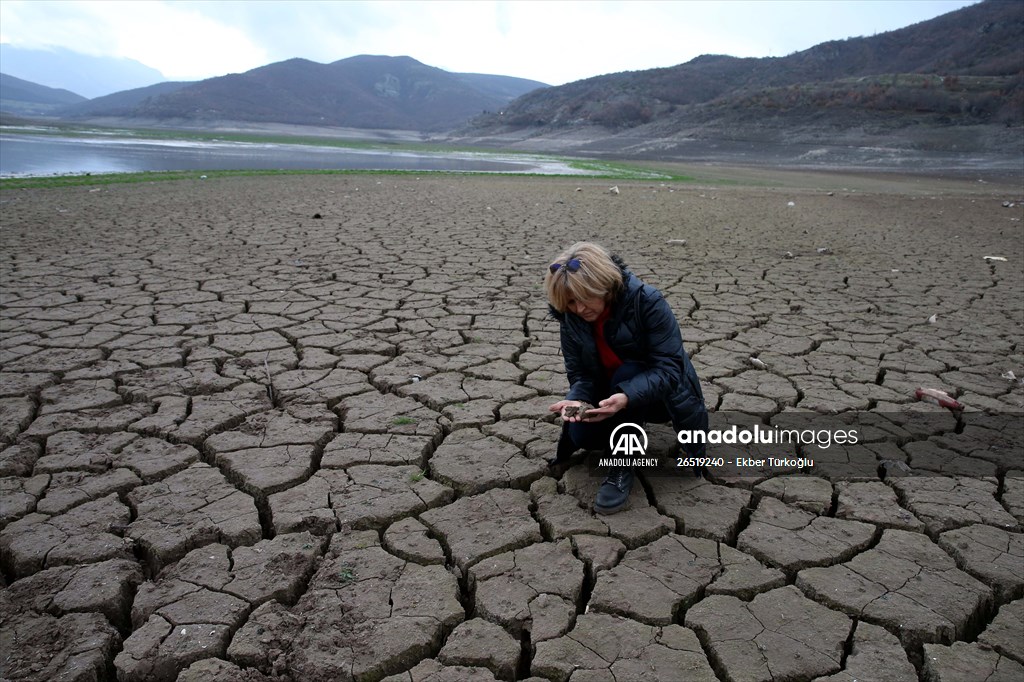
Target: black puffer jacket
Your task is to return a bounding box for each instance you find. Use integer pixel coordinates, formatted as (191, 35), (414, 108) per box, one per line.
(550, 258), (707, 435)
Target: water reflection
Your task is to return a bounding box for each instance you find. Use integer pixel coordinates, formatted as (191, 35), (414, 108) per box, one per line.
(0, 132), (586, 177)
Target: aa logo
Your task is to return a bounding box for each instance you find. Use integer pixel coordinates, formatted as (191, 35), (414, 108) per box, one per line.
(609, 423), (648, 456)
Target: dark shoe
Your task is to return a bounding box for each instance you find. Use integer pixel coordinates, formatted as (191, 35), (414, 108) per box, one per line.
(594, 467), (634, 514)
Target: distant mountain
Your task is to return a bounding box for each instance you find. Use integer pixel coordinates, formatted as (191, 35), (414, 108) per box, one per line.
(59, 81), (193, 118)
(0, 45), (166, 98)
(0, 72), (86, 116)
(62, 55), (548, 132)
(454, 72), (548, 103)
(457, 0), (1023, 154)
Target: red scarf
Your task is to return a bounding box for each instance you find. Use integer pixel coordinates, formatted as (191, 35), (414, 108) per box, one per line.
(592, 306), (623, 379)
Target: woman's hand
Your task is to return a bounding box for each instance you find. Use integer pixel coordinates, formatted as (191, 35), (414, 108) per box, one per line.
(578, 393), (629, 422)
(549, 399), (589, 423)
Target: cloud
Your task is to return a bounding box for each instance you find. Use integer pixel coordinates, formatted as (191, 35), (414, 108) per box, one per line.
(0, 0), (270, 79)
(0, 0), (982, 86)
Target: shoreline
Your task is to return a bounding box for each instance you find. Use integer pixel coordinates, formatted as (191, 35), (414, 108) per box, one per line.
(3, 117), (1021, 186)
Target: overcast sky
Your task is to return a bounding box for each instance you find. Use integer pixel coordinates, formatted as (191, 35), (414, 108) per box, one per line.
(0, 0), (981, 86)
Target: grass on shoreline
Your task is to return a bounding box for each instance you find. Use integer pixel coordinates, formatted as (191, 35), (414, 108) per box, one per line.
(1, 122), (485, 154)
(0, 163), (696, 190)
(0, 122), (697, 189)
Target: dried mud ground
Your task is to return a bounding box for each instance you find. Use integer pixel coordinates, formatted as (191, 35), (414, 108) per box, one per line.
(1, 171), (1022, 682)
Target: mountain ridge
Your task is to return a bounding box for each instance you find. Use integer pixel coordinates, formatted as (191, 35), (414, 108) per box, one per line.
(0, 72), (86, 116)
(2, 0), (1020, 161)
(454, 0), (1022, 155)
(54, 54), (548, 132)
(0, 44), (166, 98)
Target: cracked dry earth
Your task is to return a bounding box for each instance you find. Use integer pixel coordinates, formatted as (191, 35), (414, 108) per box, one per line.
(0, 173), (1022, 682)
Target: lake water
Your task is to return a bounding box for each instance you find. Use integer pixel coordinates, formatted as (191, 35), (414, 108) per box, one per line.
(0, 131), (591, 177)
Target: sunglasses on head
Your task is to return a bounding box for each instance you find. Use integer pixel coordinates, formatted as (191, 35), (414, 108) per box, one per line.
(549, 258), (581, 274)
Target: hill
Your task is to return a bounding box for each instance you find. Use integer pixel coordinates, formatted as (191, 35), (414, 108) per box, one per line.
(59, 81), (193, 118)
(455, 0), (1023, 157)
(0, 72), (86, 116)
(61, 55), (548, 132)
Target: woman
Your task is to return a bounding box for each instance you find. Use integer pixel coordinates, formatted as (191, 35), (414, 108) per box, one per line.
(545, 242), (708, 514)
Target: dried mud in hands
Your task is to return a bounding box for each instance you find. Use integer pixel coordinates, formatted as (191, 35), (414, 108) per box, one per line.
(0, 173), (1022, 681)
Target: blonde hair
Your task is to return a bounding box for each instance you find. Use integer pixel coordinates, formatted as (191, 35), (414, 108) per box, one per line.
(544, 242), (623, 313)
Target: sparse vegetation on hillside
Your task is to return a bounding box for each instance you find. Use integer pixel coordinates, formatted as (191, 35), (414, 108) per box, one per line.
(461, 0), (1023, 150)
(713, 74), (1022, 126)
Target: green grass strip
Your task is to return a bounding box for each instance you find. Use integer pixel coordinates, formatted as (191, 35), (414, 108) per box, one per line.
(0, 164), (695, 190)
(1, 121), (700, 188)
